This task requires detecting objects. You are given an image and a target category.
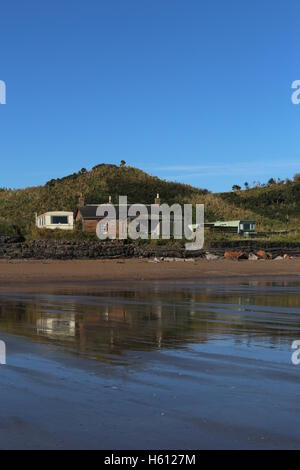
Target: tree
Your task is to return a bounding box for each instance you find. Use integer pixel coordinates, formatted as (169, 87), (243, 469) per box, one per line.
(120, 160), (126, 167)
(232, 184), (241, 191)
(294, 173), (300, 183)
(268, 178), (276, 186)
(244, 182), (249, 190)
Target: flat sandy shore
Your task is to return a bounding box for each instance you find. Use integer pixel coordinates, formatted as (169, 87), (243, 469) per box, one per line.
(0, 258), (299, 293)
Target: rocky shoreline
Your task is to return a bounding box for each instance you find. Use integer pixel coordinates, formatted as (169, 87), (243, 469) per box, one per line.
(0, 236), (300, 261)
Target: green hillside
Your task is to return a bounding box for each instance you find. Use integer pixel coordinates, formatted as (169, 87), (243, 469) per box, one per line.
(218, 180), (300, 230)
(0, 164), (299, 238)
(0, 164), (208, 231)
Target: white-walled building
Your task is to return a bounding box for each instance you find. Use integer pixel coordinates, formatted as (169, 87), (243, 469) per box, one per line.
(35, 211), (74, 230)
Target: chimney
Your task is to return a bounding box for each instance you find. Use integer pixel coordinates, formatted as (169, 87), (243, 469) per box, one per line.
(154, 193), (160, 205)
(78, 193), (85, 207)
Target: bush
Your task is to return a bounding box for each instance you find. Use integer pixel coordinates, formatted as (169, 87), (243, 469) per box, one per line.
(27, 226), (98, 242)
(0, 220), (21, 236)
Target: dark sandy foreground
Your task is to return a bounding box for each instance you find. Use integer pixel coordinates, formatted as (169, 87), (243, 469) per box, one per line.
(0, 258), (299, 293)
(0, 276), (300, 449)
(1, 327), (300, 450)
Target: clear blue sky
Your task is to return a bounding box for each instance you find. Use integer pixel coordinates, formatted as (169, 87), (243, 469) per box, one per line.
(0, 0), (299, 192)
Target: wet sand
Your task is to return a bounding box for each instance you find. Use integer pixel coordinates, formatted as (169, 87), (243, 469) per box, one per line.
(1, 282), (300, 450)
(0, 258), (299, 293)
(1, 265), (300, 449)
(1, 329), (299, 450)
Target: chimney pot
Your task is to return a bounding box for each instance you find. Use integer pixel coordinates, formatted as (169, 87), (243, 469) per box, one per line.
(78, 193), (85, 207)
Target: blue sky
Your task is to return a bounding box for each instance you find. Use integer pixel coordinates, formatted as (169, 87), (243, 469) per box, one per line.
(0, 0), (299, 192)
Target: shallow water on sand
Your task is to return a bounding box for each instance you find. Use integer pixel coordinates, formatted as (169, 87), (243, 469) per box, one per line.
(0, 279), (300, 449)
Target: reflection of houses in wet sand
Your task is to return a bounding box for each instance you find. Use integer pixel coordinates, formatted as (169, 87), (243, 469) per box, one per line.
(76, 301), (165, 352)
(104, 305), (128, 321)
(0, 289), (295, 364)
(77, 305), (129, 353)
(37, 314), (76, 339)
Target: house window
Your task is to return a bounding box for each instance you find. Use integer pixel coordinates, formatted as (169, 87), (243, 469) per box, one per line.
(51, 216), (69, 225)
(241, 222), (255, 231)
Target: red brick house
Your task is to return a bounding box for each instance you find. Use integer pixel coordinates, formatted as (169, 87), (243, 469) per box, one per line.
(74, 195), (161, 237)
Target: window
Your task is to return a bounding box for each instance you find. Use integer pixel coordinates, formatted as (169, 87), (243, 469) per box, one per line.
(241, 222), (256, 231)
(51, 216), (69, 225)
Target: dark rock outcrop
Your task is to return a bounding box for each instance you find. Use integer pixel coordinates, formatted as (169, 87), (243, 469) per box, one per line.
(0, 238), (204, 260)
(0, 237), (299, 260)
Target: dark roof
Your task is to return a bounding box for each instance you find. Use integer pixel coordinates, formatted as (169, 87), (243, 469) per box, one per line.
(76, 205), (100, 219)
(76, 205), (182, 220)
(77, 204), (153, 220)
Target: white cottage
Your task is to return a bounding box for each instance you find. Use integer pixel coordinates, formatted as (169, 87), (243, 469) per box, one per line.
(35, 211), (74, 230)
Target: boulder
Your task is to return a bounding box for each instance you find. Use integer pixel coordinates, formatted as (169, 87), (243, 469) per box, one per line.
(205, 252), (219, 260)
(256, 249), (266, 259)
(256, 250), (272, 260)
(224, 250), (243, 260)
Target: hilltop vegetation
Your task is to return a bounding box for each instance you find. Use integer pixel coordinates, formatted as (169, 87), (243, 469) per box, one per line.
(0, 164), (208, 232)
(0, 163), (299, 239)
(218, 178), (300, 230)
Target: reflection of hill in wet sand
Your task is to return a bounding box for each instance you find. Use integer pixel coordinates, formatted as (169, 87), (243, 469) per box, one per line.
(0, 283), (299, 364)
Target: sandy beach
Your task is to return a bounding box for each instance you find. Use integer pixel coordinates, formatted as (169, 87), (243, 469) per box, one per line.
(0, 258), (299, 293)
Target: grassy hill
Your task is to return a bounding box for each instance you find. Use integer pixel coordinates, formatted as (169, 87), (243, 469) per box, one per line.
(217, 180), (300, 231)
(0, 164), (209, 232)
(0, 164), (299, 238)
